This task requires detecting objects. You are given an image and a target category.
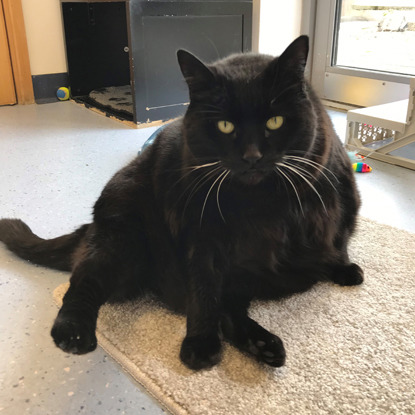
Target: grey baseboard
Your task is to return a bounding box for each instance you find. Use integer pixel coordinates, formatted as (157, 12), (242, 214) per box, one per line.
(32, 73), (70, 104)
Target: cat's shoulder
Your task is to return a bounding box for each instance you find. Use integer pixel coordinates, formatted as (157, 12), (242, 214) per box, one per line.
(137, 118), (183, 160)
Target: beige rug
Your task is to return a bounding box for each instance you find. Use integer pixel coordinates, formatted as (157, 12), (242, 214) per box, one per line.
(53, 217), (415, 415)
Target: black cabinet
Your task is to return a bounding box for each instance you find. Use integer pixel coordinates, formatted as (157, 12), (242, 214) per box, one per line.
(61, 0), (252, 125)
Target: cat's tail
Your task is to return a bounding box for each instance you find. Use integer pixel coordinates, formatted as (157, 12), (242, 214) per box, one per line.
(0, 218), (89, 272)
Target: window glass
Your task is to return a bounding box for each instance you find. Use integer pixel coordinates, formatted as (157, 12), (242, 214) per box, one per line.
(333, 0), (415, 76)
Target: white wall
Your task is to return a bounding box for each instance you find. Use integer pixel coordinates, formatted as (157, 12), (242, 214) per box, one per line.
(21, 0), (67, 75)
(258, 0), (303, 56)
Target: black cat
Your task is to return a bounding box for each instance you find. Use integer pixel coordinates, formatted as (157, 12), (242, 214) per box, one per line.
(0, 36), (363, 370)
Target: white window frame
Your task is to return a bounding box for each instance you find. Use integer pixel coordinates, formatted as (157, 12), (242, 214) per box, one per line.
(306, 0), (412, 108)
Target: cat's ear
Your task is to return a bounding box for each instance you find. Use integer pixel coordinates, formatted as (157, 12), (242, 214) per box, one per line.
(177, 50), (215, 95)
(265, 36), (309, 89)
(278, 35), (309, 76)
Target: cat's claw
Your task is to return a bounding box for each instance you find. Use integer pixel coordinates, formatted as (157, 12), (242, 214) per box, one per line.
(180, 334), (222, 370)
(331, 263), (364, 286)
(51, 315), (97, 355)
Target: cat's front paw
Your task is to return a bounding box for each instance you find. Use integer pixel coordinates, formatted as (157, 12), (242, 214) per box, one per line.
(180, 334), (222, 370)
(221, 315), (286, 367)
(51, 313), (97, 355)
(331, 263), (364, 286)
(248, 333), (286, 367)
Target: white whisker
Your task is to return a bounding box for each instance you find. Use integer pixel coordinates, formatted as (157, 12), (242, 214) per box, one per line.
(282, 159), (339, 196)
(171, 161), (221, 191)
(277, 162), (328, 214)
(186, 161), (221, 171)
(284, 155), (339, 186)
(200, 170), (229, 227)
(182, 166), (222, 213)
(274, 167), (305, 216)
(283, 160), (316, 181)
(216, 170), (230, 224)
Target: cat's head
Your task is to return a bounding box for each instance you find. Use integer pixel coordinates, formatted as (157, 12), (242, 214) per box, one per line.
(178, 36), (317, 186)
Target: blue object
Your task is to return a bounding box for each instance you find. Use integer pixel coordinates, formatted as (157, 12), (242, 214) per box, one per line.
(138, 124), (167, 155)
(57, 87), (70, 101)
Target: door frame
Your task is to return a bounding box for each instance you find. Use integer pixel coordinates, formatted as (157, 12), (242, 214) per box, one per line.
(2, 0), (34, 104)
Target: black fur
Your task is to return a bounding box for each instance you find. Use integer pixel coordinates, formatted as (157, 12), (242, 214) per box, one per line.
(0, 36), (363, 369)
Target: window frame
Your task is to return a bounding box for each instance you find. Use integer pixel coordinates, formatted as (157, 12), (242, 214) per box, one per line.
(307, 0), (412, 108)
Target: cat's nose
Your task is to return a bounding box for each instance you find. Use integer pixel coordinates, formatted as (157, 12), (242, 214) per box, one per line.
(242, 144), (263, 165)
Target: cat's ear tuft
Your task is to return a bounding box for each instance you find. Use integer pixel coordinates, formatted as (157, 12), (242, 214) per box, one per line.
(177, 50), (215, 94)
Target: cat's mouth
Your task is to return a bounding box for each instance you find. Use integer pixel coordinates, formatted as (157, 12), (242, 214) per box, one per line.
(238, 169), (266, 185)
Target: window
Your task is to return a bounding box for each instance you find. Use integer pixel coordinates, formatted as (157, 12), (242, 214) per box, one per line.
(309, 0), (415, 107)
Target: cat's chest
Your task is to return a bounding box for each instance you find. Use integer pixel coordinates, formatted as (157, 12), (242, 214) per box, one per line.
(229, 220), (289, 272)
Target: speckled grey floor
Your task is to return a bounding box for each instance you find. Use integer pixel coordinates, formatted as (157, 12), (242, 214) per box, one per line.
(0, 103), (165, 415)
(0, 102), (414, 415)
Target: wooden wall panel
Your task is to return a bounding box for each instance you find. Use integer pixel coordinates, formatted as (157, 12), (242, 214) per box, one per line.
(2, 0), (34, 104)
(0, 0), (16, 106)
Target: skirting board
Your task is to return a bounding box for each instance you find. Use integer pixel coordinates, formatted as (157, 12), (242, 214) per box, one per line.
(32, 73), (69, 104)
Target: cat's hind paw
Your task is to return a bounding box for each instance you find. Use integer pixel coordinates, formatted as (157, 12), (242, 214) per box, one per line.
(180, 334), (222, 370)
(330, 263), (364, 286)
(51, 314), (97, 355)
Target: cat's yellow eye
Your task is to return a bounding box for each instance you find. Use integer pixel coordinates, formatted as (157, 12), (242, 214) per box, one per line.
(217, 120), (235, 134)
(266, 116), (284, 130)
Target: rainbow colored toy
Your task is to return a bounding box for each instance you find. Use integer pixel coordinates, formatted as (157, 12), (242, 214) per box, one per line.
(352, 162), (372, 173)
